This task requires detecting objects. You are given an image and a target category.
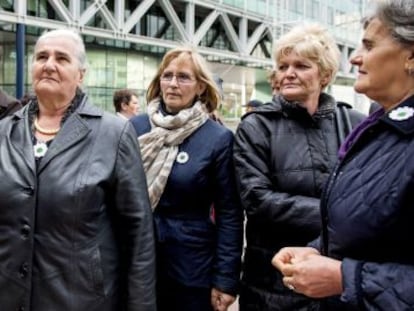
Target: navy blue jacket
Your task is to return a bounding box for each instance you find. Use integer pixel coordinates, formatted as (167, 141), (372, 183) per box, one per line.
(130, 113), (243, 295)
(320, 95), (414, 310)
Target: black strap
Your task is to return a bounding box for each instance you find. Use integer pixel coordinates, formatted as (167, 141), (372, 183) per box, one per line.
(335, 103), (353, 145)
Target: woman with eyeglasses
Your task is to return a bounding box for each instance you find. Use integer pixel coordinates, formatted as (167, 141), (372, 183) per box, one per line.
(130, 46), (243, 311)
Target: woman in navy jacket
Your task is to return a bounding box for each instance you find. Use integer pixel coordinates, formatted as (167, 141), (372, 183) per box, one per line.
(130, 46), (243, 311)
(273, 1), (414, 309)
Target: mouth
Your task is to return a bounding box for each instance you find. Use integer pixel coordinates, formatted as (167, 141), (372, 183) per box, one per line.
(282, 84), (298, 88)
(166, 93), (180, 97)
(40, 77), (59, 82)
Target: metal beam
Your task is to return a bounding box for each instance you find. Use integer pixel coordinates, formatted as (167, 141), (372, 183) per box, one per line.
(246, 23), (267, 54)
(47, 0), (73, 24)
(158, 0), (188, 42)
(219, 13), (241, 52)
(193, 10), (219, 45)
(79, 0), (102, 27)
(123, 0), (155, 34)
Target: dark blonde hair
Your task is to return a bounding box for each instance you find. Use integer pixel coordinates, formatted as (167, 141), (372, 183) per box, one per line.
(273, 23), (340, 88)
(146, 46), (220, 112)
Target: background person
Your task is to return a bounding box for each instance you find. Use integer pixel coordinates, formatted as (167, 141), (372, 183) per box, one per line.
(233, 23), (365, 311)
(268, 69), (280, 98)
(0, 89), (22, 119)
(242, 99), (263, 113)
(130, 46), (243, 311)
(113, 88), (140, 119)
(0, 29), (156, 311)
(273, 1), (414, 310)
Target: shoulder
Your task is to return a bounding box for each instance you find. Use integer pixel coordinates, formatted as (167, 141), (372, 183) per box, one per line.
(0, 90), (22, 119)
(130, 113), (151, 136)
(198, 118), (234, 142)
(337, 101), (367, 125)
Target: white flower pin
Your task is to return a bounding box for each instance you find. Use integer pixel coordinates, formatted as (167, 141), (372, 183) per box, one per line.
(176, 151), (189, 164)
(33, 141), (48, 157)
(389, 106), (414, 121)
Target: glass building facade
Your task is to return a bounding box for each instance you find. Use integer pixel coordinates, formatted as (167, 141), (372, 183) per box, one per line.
(0, 0), (368, 118)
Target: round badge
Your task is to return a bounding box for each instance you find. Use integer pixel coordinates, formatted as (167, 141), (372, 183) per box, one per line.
(176, 151), (189, 164)
(33, 141), (48, 157)
(389, 106), (414, 121)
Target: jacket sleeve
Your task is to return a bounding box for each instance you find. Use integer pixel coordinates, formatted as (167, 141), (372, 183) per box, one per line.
(212, 129), (244, 296)
(341, 258), (414, 310)
(233, 116), (320, 233)
(114, 122), (156, 311)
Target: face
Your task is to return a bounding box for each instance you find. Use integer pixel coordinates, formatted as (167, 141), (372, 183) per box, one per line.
(32, 36), (84, 104)
(350, 18), (414, 109)
(122, 95), (139, 118)
(277, 52), (328, 113)
(160, 55), (205, 114)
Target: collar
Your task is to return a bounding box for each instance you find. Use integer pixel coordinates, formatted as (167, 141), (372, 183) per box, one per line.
(380, 94), (414, 135)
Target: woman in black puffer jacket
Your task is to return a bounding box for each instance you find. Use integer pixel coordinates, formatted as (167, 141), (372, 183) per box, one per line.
(233, 23), (365, 311)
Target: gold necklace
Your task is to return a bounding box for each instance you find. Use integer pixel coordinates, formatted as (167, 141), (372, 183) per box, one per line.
(34, 117), (60, 135)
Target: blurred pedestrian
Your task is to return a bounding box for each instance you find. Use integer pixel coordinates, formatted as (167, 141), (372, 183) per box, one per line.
(113, 88), (140, 119)
(242, 99), (263, 114)
(0, 89), (21, 119)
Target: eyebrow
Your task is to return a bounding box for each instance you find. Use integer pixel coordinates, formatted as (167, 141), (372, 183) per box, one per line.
(35, 50), (71, 58)
(361, 38), (373, 46)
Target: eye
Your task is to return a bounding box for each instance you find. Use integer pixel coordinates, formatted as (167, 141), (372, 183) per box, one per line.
(36, 54), (48, 61)
(57, 56), (70, 62)
(278, 64), (288, 71)
(297, 63), (310, 69)
(177, 73), (192, 83)
(161, 72), (174, 80)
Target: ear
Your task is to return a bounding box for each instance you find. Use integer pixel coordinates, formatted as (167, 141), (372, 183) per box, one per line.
(121, 102), (129, 112)
(320, 72), (331, 88)
(78, 69), (86, 85)
(405, 50), (414, 67)
(197, 82), (207, 96)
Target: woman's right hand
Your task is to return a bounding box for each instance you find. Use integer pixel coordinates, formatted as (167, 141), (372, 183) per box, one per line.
(271, 247), (320, 270)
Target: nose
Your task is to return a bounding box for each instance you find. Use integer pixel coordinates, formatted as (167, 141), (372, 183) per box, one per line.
(43, 57), (56, 72)
(349, 47), (362, 66)
(285, 66), (296, 78)
(167, 75), (179, 87)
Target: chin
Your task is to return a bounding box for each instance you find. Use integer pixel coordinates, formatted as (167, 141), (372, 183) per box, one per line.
(353, 83), (367, 95)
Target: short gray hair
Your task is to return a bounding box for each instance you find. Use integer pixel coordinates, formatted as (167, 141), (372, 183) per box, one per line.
(34, 28), (87, 71)
(364, 0), (414, 47)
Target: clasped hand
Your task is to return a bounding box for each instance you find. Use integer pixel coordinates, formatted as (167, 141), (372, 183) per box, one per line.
(271, 247), (343, 298)
(211, 287), (236, 311)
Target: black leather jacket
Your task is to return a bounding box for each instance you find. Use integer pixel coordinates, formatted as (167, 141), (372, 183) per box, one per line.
(0, 95), (156, 311)
(233, 94), (365, 311)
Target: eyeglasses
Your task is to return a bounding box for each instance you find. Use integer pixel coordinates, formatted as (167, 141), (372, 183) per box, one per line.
(160, 72), (196, 84)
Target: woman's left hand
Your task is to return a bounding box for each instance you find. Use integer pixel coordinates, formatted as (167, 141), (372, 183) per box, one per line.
(211, 288), (236, 311)
(272, 252), (343, 298)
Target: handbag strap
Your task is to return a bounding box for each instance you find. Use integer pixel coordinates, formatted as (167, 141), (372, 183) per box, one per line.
(335, 102), (353, 145)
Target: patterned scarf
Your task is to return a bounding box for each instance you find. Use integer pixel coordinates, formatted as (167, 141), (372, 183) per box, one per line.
(139, 98), (209, 209)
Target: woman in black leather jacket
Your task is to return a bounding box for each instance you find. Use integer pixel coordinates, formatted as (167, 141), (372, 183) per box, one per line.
(0, 29), (156, 311)
(233, 23), (365, 311)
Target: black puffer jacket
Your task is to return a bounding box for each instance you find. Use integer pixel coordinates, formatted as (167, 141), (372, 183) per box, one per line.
(233, 94), (365, 311)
